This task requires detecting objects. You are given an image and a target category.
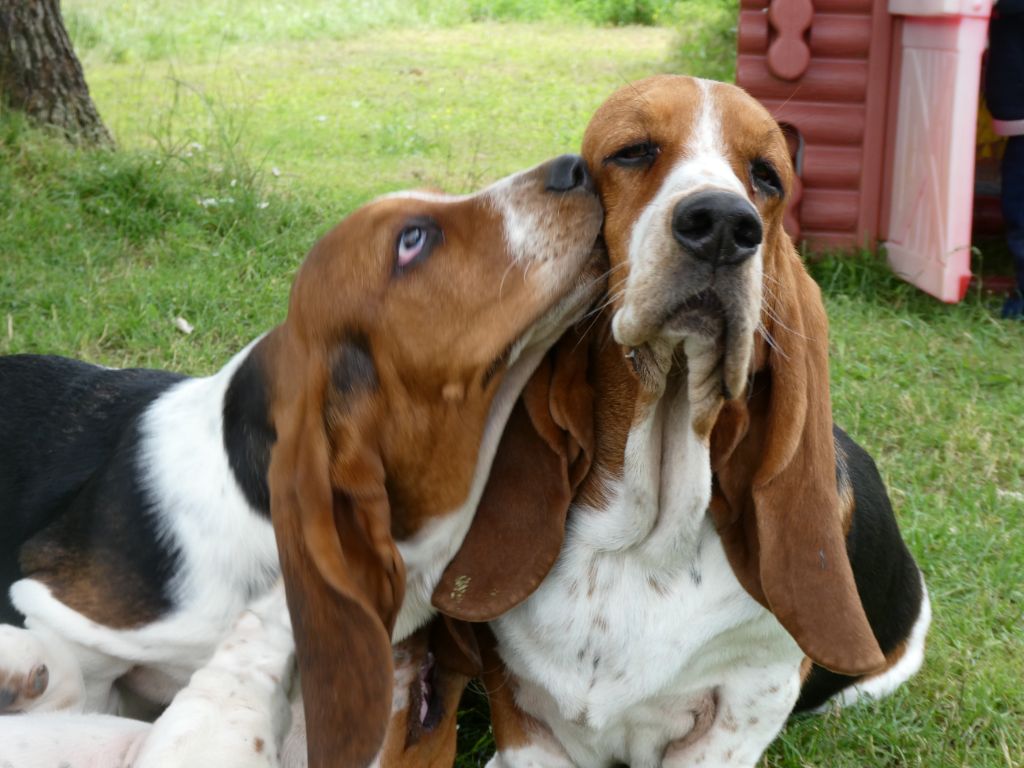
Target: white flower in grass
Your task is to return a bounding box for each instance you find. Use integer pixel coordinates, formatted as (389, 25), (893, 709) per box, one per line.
(271, 167), (281, 177)
(257, 201), (270, 210)
(198, 197), (218, 208)
(173, 316), (194, 335)
(315, 115), (327, 123)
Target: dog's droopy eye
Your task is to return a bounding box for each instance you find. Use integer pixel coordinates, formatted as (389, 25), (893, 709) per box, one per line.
(750, 158), (783, 197)
(395, 219), (441, 272)
(605, 140), (660, 169)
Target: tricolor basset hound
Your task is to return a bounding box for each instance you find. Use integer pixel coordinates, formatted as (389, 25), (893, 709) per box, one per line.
(433, 76), (931, 767)
(0, 155), (606, 767)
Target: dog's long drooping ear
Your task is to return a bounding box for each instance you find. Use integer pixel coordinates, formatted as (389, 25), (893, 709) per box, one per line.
(433, 328), (594, 621)
(710, 238), (885, 678)
(269, 331), (405, 768)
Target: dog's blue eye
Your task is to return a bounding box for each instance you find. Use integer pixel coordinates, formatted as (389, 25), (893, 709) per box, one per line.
(398, 227), (426, 265)
(394, 219), (442, 273)
(396, 224), (436, 270)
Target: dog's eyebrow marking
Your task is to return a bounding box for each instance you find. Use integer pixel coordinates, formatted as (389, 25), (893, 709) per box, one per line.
(331, 334), (378, 395)
(690, 78), (719, 156)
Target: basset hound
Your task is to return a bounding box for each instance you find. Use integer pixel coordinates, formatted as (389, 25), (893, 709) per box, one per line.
(0, 154), (606, 766)
(433, 76), (931, 767)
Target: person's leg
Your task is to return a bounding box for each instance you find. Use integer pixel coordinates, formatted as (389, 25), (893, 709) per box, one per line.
(1000, 135), (1024, 318)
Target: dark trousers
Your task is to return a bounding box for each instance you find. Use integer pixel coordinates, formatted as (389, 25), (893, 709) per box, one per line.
(1003, 135), (1024, 294)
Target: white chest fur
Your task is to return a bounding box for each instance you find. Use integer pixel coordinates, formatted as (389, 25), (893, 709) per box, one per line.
(492, 390), (804, 767)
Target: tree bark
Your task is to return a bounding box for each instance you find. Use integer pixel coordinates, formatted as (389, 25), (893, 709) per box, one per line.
(0, 0), (112, 146)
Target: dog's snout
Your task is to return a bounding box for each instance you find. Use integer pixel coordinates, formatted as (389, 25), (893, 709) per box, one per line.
(671, 191), (762, 266)
(545, 154), (593, 193)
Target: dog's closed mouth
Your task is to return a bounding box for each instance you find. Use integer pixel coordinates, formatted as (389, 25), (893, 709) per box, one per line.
(663, 289), (725, 338)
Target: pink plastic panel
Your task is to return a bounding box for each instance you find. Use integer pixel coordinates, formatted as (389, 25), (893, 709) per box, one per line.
(884, 15), (988, 302)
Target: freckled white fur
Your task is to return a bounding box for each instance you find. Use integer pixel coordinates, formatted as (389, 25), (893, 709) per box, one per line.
(493, 387), (804, 767)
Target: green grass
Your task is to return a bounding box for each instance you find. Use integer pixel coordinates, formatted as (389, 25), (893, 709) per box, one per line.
(78, 23), (677, 210)
(3, 1), (1023, 765)
(64, 0), (709, 64)
(775, 256), (1024, 767)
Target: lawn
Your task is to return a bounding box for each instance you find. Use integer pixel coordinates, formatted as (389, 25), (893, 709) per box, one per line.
(1, 0), (1021, 765)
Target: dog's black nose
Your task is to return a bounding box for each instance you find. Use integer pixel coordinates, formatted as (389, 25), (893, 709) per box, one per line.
(546, 154), (593, 192)
(672, 191), (762, 266)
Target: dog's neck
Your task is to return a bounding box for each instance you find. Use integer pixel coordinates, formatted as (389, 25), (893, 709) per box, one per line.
(572, 368), (714, 571)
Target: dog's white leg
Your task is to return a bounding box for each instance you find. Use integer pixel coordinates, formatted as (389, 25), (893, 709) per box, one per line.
(0, 712), (150, 768)
(662, 661), (801, 768)
(134, 583), (295, 768)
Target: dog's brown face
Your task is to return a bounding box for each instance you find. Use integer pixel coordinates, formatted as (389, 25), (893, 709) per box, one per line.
(582, 75), (793, 417)
(317, 187), (602, 528)
(266, 156), (603, 767)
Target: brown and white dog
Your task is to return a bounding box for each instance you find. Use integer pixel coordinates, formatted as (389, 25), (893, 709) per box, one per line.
(0, 155), (605, 766)
(435, 76), (931, 767)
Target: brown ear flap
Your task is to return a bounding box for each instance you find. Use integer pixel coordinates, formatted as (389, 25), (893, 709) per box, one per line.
(711, 244), (884, 677)
(269, 337), (405, 768)
(431, 615), (482, 677)
(432, 329), (594, 621)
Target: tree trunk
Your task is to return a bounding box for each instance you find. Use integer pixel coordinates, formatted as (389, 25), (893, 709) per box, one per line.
(0, 0), (112, 146)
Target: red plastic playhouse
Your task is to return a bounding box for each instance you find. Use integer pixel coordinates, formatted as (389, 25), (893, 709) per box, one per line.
(737, 0), (995, 302)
